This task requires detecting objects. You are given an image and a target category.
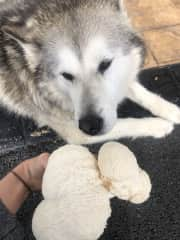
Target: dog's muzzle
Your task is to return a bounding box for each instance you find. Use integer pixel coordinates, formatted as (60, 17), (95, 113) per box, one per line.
(79, 114), (103, 136)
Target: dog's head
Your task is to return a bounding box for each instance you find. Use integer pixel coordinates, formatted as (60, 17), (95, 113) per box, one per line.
(0, 0), (145, 135)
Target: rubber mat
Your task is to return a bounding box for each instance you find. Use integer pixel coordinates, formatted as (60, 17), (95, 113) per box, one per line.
(0, 63), (180, 240)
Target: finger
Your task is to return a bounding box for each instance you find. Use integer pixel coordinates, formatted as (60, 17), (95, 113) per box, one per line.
(39, 153), (50, 169)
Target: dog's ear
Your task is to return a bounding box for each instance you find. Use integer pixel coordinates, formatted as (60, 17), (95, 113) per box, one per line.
(2, 22), (30, 42)
(112, 0), (129, 19)
(1, 19), (41, 71)
(0, 2), (41, 70)
(108, 0), (128, 16)
(117, 0), (124, 10)
(109, 0), (125, 10)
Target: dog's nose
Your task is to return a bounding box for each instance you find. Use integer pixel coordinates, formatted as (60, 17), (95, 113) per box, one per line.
(79, 114), (103, 136)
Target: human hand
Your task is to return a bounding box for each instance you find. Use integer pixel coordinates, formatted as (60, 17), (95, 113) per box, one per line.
(15, 153), (50, 191)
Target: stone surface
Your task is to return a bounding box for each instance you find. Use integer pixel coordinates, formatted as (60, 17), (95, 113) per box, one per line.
(125, 0), (180, 68)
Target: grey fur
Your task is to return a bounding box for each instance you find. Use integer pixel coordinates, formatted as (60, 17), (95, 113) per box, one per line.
(2, 0), (175, 144)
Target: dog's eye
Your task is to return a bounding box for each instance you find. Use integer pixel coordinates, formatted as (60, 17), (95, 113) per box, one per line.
(98, 60), (112, 74)
(62, 72), (74, 82)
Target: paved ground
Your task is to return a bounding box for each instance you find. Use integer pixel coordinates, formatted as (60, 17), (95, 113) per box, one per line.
(125, 0), (180, 68)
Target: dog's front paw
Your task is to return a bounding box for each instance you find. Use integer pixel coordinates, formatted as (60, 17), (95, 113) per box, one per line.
(154, 101), (180, 124)
(151, 119), (174, 138)
(165, 103), (180, 124)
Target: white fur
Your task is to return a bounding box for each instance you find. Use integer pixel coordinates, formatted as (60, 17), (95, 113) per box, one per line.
(128, 81), (180, 124)
(54, 36), (142, 133)
(47, 33), (180, 144)
(33, 143), (151, 239)
(1, 0), (180, 144)
(59, 48), (81, 76)
(36, 33), (180, 144)
(62, 117), (174, 145)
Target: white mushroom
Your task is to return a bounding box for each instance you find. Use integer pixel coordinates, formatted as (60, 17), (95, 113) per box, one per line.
(98, 142), (152, 204)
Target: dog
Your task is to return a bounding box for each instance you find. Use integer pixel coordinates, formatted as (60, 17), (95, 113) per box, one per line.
(0, 0), (180, 145)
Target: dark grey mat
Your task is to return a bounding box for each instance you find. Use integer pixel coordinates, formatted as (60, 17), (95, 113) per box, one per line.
(0, 64), (180, 240)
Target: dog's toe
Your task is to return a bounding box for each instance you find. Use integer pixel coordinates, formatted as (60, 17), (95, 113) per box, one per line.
(167, 105), (180, 124)
(153, 119), (174, 138)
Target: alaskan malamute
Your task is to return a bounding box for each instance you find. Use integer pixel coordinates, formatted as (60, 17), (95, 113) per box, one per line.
(0, 0), (179, 144)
